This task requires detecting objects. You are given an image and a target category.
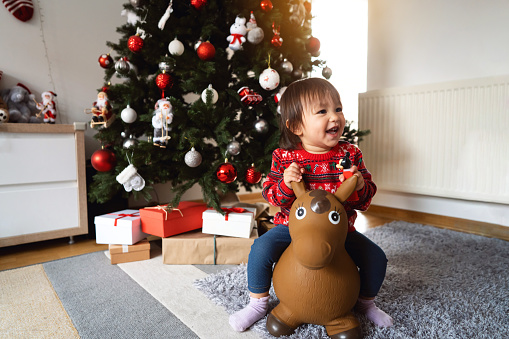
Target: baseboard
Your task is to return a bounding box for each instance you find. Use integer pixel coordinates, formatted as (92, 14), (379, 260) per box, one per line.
(368, 205), (509, 241)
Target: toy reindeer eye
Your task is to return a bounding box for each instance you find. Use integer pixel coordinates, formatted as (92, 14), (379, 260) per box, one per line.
(328, 211), (340, 225)
(295, 206), (307, 220)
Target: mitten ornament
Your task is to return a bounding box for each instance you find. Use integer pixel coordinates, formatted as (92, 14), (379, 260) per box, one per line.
(116, 164), (146, 192)
(3, 0), (34, 22)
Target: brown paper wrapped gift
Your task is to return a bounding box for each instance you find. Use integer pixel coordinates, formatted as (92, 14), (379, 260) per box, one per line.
(109, 239), (151, 264)
(162, 228), (258, 265)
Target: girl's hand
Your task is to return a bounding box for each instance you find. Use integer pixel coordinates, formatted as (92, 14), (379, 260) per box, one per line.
(284, 162), (304, 189)
(339, 165), (365, 191)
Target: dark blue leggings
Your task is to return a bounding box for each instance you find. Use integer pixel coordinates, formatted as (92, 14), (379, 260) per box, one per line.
(247, 225), (387, 298)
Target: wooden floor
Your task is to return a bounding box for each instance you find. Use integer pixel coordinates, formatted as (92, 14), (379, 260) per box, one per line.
(0, 210), (395, 271)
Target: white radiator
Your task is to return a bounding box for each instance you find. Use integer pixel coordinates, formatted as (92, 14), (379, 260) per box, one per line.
(358, 75), (509, 205)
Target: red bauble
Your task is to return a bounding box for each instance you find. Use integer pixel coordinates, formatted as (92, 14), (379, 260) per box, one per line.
(128, 35), (144, 53)
(98, 53), (113, 68)
(216, 162), (237, 184)
(245, 165), (262, 184)
(91, 149), (116, 172)
(197, 41), (216, 61)
(306, 36), (321, 54)
(156, 72), (173, 90)
(271, 34), (283, 48)
(260, 0), (273, 12)
(191, 0), (207, 10)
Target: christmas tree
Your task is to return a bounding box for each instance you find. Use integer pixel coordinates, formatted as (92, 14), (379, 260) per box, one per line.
(88, 0), (329, 211)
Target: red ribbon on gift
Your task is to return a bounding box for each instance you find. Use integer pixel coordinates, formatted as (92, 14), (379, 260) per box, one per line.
(108, 212), (140, 226)
(220, 207), (253, 221)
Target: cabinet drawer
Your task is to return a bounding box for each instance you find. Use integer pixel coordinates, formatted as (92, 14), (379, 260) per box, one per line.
(0, 133), (77, 186)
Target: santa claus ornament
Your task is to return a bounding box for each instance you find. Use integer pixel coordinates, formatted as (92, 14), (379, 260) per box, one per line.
(3, 0), (33, 22)
(36, 91), (57, 124)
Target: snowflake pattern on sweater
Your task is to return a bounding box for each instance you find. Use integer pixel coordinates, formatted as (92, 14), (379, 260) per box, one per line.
(262, 141), (376, 232)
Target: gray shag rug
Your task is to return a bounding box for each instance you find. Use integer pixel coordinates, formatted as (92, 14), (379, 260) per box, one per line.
(194, 221), (509, 338)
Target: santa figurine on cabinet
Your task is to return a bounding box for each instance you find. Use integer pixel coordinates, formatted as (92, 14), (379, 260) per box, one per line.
(36, 91), (57, 124)
(152, 98), (173, 148)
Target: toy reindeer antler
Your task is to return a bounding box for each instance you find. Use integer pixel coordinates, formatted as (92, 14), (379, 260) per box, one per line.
(291, 180), (306, 198)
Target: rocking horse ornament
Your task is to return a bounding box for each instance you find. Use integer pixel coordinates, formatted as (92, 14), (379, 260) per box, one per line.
(267, 176), (362, 339)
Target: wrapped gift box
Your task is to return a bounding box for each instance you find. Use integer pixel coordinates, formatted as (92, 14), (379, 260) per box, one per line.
(202, 206), (256, 238)
(109, 239), (151, 265)
(140, 201), (208, 238)
(95, 209), (147, 245)
(162, 228), (258, 265)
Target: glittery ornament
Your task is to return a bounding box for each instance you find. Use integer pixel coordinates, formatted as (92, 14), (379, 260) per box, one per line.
(216, 161), (237, 183)
(128, 34), (144, 53)
(260, 0), (273, 12)
(322, 66), (333, 79)
(259, 68), (280, 91)
(91, 149), (116, 172)
(98, 53), (113, 68)
(254, 118), (269, 134)
(197, 41), (215, 61)
(121, 105), (137, 123)
(115, 57), (131, 76)
(191, 0), (207, 10)
(184, 147), (202, 167)
(245, 165), (262, 184)
(227, 140), (241, 155)
(156, 71), (173, 90)
(168, 38), (185, 56)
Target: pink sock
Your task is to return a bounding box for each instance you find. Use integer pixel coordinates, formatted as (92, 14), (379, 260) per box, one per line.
(229, 296), (269, 332)
(355, 298), (394, 327)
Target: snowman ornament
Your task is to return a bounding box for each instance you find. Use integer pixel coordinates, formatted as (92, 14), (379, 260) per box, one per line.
(227, 16), (247, 51)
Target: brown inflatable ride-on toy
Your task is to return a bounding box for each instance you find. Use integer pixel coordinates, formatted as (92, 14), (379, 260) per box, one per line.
(267, 176), (362, 339)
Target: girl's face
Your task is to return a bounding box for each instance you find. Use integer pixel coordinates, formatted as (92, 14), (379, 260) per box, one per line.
(292, 95), (345, 154)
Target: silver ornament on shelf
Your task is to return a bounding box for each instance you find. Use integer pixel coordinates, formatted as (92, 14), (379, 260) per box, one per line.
(227, 140), (241, 156)
(184, 147), (202, 167)
(115, 58), (130, 76)
(322, 66), (333, 79)
(281, 59), (293, 73)
(121, 104), (137, 123)
(254, 118), (269, 134)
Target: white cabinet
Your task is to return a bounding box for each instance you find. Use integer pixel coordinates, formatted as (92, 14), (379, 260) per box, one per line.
(0, 123), (88, 247)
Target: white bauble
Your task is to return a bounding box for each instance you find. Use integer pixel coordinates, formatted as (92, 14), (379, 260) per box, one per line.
(201, 84), (219, 104)
(259, 68), (280, 91)
(168, 38), (184, 56)
(227, 140), (241, 155)
(121, 105), (137, 123)
(184, 147), (202, 167)
(247, 27), (264, 44)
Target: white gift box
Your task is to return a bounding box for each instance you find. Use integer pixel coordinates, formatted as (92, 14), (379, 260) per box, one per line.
(95, 209), (147, 245)
(202, 206), (256, 238)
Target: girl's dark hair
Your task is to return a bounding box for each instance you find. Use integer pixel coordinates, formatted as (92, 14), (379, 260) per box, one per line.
(279, 78), (341, 149)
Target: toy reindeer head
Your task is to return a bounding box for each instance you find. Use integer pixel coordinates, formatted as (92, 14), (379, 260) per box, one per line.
(288, 176), (358, 269)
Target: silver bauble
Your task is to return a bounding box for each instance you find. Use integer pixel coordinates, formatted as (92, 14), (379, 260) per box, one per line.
(130, 0), (143, 7)
(254, 118), (269, 134)
(123, 135), (138, 149)
(158, 59), (174, 72)
(121, 105), (137, 123)
(227, 140), (241, 156)
(247, 27), (264, 44)
(281, 59), (293, 73)
(322, 66), (333, 79)
(115, 58), (130, 76)
(184, 147), (202, 167)
(292, 68), (303, 79)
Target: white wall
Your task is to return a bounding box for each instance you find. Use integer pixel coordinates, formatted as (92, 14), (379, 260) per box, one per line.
(0, 0), (125, 158)
(366, 0), (509, 226)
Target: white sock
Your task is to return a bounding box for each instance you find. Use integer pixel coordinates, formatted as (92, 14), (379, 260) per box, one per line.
(229, 296), (269, 332)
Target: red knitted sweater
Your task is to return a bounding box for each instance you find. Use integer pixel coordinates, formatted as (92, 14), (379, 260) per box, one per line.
(262, 141), (377, 232)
